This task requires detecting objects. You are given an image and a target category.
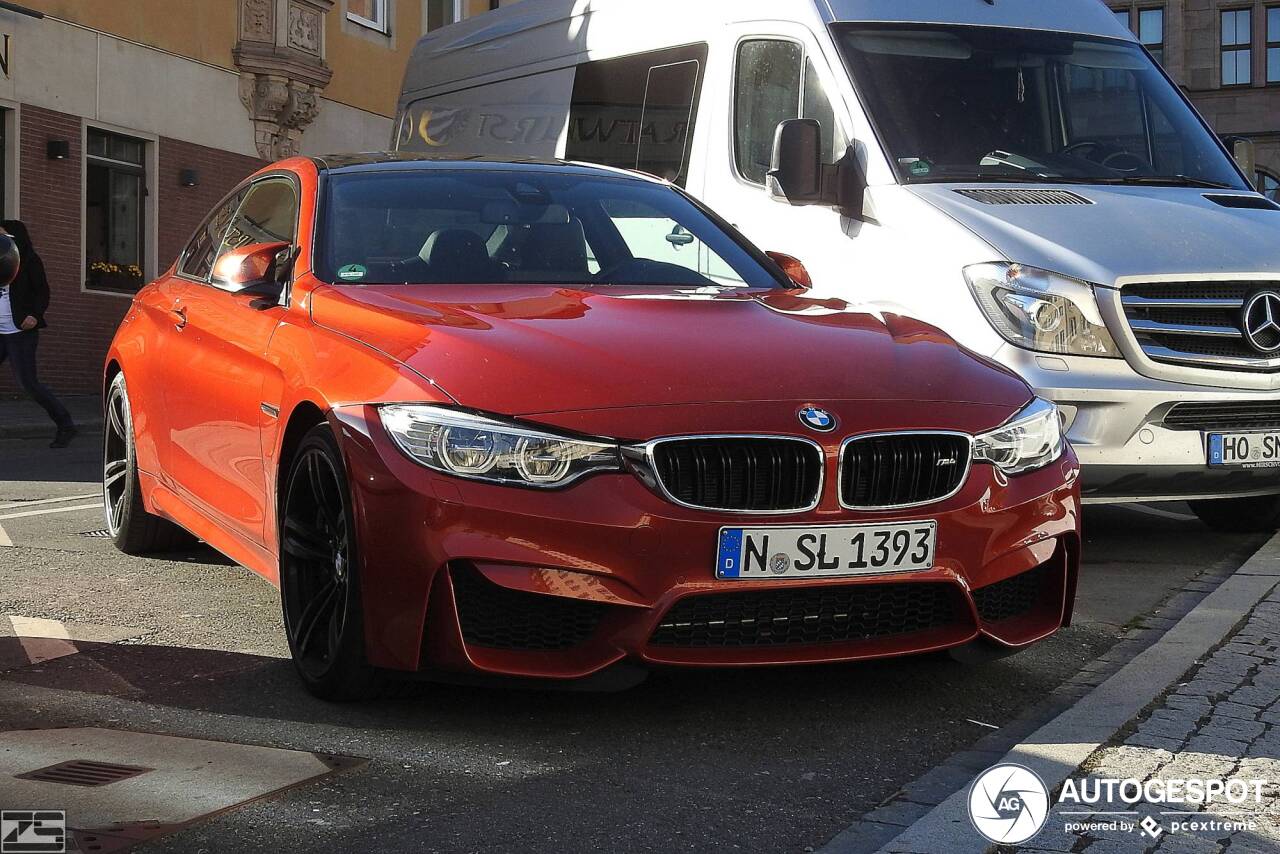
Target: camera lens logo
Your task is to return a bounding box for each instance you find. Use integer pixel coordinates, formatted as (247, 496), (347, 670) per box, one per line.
(967, 764), (1050, 845)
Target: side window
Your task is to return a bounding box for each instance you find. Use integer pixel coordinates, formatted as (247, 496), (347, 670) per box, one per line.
(179, 190), (244, 281)
(566, 44), (709, 187)
(734, 40), (803, 184)
(212, 179), (299, 273)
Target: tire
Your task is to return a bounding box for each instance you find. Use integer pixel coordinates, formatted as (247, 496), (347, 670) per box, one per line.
(279, 424), (382, 701)
(103, 373), (198, 555)
(1189, 495), (1280, 533)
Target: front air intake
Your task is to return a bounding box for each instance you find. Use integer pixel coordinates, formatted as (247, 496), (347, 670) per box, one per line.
(954, 188), (1093, 206)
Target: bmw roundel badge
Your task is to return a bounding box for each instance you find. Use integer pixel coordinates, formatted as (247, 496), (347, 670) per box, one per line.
(798, 405), (836, 433)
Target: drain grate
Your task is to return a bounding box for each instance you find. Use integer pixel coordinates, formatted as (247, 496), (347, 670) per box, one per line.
(16, 759), (153, 787)
(80, 529), (113, 539)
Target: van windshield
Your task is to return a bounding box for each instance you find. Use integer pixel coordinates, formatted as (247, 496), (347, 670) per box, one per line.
(835, 24), (1247, 189)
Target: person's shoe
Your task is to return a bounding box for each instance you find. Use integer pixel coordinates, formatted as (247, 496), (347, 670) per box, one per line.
(50, 426), (78, 449)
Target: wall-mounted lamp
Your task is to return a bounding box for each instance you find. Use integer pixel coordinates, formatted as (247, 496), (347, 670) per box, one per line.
(46, 140), (70, 160)
(179, 168), (200, 188)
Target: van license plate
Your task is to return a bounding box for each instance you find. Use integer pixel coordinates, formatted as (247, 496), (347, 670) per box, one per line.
(716, 522), (936, 580)
(1207, 432), (1280, 468)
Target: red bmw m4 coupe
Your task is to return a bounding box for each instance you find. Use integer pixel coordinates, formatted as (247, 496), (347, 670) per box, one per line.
(103, 154), (1080, 699)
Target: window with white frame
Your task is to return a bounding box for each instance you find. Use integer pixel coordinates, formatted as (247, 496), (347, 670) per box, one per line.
(85, 129), (149, 294)
(1268, 6), (1280, 83)
(349, 0), (389, 33)
(425, 0), (502, 32)
(1138, 7), (1164, 64)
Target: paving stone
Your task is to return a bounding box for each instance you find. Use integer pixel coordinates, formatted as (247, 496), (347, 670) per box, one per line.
(1201, 716), (1266, 742)
(1210, 701), (1260, 720)
(1127, 732), (1187, 752)
(1087, 745), (1174, 782)
(1150, 833), (1222, 853)
(1184, 735), (1249, 758)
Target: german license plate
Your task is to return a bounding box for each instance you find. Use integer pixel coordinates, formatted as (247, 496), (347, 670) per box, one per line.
(716, 521), (936, 580)
(1207, 432), (1280, 468)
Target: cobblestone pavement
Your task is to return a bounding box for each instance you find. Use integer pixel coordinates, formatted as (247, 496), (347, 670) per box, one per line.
(1028, 588), (1280, 853)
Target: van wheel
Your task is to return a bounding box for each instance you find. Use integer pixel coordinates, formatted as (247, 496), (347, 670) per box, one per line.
(1189, 496), (1280, 533)
(103, 373), (197, 555)
(279, 424), (382, 701)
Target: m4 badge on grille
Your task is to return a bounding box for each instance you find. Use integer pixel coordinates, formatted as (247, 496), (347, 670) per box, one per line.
(798, 405), (836, 432)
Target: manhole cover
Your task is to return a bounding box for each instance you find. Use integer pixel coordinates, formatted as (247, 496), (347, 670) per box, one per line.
(17, 759), (152, 787)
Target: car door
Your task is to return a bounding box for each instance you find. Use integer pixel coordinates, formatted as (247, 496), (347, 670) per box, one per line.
(161, 175), (299, 546)
(698, 24), (855, 294)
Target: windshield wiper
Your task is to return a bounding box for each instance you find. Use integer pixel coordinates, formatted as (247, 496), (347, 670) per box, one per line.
(1097, 174), (1238, 190)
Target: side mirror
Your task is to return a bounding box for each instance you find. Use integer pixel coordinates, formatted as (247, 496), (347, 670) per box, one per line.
(766, 251), (812, 290)
(211, 241), (292, 295)
(0, 234), (19, 287)
(768, 119), (824, 204)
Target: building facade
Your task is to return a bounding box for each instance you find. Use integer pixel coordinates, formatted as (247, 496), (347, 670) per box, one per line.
(1110, 1), (1280, 199)
(0, 0), (514, 396)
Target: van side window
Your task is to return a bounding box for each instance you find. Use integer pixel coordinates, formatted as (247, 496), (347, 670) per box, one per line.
(734, 45), (845, 185)
(179, 190), (245, 281)
(566, 44), (709, 187)
(734, 40), (803, 184)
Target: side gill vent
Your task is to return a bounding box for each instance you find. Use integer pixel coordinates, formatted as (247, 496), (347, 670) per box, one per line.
(954, 188), (1093, 206)
(1203, 193), (1280, 211)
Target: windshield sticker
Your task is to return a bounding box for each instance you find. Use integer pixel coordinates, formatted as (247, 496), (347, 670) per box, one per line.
(337, 264), (367, 282)
(901, 158), (933, 177)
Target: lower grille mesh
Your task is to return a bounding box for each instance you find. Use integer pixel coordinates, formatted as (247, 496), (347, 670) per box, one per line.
(973, 564), (1053, 624)
(649, 582), (962, 648)
(1164, 401), (1280, 432)
(452, 567), (606, 651)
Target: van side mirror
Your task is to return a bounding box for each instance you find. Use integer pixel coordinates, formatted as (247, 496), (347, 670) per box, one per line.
(768, 119), (824, 204)
(0, 234), (19, 287)
(769, 121), (870, 221)
(1222, 135), (1257, 181)
(766, 251), (812, 290)
(211, 241), (293, 296)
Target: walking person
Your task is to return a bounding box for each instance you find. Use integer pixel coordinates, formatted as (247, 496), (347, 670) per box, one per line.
(0, 219), (77, 448)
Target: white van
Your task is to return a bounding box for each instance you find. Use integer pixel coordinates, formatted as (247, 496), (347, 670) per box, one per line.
(394, 0), (1280, 530)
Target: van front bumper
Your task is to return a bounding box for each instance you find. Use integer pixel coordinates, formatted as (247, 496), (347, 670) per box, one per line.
(997, 346), (1280, 504)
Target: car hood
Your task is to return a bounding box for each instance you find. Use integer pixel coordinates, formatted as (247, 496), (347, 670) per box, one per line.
(909, 184), (1280, 287)
(309, 284), (1031, 419)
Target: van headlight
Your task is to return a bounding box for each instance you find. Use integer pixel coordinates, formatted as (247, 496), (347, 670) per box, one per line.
(973, 397), (1064, 475)
(965, 263), (1121, 358)
(380, 405), (622, 487)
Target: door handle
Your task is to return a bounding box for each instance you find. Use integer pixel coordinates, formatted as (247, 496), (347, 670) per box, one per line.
(171, 306), (188, 331)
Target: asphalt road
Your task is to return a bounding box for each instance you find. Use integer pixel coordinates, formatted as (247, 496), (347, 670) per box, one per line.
(0, 435), (1267, 853)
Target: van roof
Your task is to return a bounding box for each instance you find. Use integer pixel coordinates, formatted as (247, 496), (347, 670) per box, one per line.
(400, 0), (1134, 104)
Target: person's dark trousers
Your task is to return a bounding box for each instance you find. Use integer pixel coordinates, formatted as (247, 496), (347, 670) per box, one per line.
(0, 330), (74, 429)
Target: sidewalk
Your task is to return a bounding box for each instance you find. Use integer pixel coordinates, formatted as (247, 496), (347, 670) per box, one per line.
(825, 534), (1280, 854)
(0, 394), (101, 440)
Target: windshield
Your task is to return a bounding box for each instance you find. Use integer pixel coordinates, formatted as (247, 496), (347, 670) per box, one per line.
(835, 24), (1247, 189)
(317, 170), (783, 288)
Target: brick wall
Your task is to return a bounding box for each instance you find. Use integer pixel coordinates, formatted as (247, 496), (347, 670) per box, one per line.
(0, 104), (262, 397)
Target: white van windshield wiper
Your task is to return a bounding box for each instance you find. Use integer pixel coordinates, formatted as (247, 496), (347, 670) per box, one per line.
(1092, 175), (1238, 190)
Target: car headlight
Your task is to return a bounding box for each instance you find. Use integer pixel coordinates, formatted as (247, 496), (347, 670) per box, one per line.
(973, 397), (1064, 475)
(964, 263), (1121, 358)
(380, 405), (622, 488)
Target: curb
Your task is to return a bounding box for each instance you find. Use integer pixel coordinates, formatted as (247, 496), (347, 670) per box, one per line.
(821, 532), (1280, 854)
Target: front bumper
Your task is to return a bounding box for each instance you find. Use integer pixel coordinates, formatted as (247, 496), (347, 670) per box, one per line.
(331, 404), (1082, 680)
(999, 345), (1280, 503)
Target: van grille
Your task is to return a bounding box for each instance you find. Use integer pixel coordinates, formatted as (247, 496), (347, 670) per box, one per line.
(651, 437), (822, 512)
(1121, 281), (1280, 371)
(1163, 401), (1280, 432)
(840, 433), (971, 509)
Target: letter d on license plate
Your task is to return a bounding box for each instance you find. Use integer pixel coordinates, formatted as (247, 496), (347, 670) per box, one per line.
(717, 521), (936, 580)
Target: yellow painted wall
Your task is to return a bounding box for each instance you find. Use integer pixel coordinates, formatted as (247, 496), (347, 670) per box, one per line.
(10, 0), (518, 119)
(14, 0), (239, 69)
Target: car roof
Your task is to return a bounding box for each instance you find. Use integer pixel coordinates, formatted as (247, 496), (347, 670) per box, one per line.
(309, 151), (665, 183)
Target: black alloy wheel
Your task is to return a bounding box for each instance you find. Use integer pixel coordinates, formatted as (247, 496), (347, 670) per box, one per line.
(280, 424), (380, 700)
